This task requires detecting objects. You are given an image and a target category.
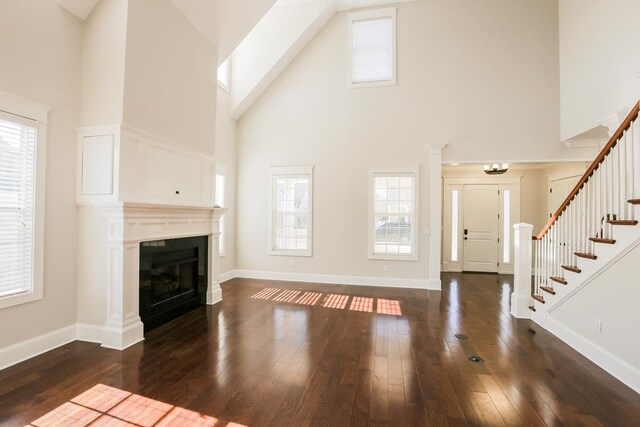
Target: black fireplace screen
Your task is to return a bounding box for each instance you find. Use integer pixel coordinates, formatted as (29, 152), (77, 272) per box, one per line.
(139, 236), (208, 331)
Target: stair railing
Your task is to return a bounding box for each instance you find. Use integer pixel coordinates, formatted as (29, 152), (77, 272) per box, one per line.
(529, 102), (640, 305)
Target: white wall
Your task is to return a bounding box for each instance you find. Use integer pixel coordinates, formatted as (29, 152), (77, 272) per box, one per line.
(215, 87), (238, 275)
(559, 0), (640, 141)
(81, 0), (128, 126)
(236, 1), (590, 284)
(123, 0), (218, 156)
(550, 241), (640, 384)
(0, 0), (82, 348)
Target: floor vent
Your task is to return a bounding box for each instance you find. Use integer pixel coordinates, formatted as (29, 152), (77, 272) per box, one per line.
(468, 355), (484, 363)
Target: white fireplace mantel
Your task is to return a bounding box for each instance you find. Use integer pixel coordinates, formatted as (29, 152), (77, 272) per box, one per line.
(75, 125), (227, 350)
(77, 202), (227, 350)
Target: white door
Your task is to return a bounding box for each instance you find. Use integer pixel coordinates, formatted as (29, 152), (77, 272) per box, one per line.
(549, 176), (581, 218)
(463, 185), (499, 272)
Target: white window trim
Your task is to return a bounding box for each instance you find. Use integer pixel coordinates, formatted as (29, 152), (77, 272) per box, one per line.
(0, 90), (50, 309)
(348, 7), (397, 88)
(268, 165), (314, 257)
(368, 165), (419, 261)
(215, 162), (227, 257)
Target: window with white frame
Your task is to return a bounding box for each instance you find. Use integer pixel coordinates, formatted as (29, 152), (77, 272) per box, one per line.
(369, 167), (418, 260)
(348, 7), (396, 87)
(0, 91), (49, 309)
(215, 164), (227, 256)
(451, 190), (459, 262)
(269, 166), (313, 256)
(217, 57), (230, 91)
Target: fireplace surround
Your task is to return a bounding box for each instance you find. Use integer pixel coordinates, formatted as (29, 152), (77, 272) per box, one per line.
(76, 203), (226, 350)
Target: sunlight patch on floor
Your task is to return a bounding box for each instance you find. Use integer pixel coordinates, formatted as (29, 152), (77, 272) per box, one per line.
(27, 383), (242, 427)
(252, 288), (402, 316)
(349, 297), (373, 312)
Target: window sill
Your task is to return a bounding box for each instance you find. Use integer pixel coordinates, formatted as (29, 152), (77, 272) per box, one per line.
(0, 289), (43, 309)
(269, 249), (312, 257)
(349, 79), (396, 89)
(368, 253), (418, 262)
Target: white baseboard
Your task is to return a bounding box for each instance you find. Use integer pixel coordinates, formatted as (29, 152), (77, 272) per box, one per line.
(223, 269), (432, 290)
(0, 324), (77, 371)
(427, 278), (441, 290)
(219, 269), (238, 283)
(76, 323), (103, 344)
(541, 315), (640, 395)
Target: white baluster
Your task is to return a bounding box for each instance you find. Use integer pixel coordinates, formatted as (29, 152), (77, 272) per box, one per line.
(632, 117), (639, 206)
(621, 132), (628, 219)
(628, 125), (633, 214)
(611, 143), (621, 219)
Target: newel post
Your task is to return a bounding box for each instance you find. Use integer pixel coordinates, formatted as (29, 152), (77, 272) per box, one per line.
(511, 223), (533, 319)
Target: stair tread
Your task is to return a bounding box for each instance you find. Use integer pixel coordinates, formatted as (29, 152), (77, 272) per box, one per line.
(561, 265), (581, 273)
(540, 286), (556, 295)
(589, 237), (616, 244)
(628, 199), (640, 205)
(575, 252), (597, 260)
(550, 276), (567, 285)
(528, 305), (536, 312)
(532, 294), (545, 304)
(607, 219), (638, 225)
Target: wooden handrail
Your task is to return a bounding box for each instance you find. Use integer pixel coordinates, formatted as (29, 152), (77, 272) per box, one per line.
(535, 101), (640, 240)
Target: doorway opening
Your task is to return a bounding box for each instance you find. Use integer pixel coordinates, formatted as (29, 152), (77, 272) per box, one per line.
(441, 162), (589, 274)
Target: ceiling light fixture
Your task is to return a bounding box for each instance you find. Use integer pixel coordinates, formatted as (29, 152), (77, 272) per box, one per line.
(483, 163), (509, 175)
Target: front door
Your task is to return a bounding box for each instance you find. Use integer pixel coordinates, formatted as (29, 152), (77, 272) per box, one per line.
(463, 185), (499, 272)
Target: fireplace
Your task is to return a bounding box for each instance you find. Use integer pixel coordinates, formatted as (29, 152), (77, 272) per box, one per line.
(139, 236), (208, 331)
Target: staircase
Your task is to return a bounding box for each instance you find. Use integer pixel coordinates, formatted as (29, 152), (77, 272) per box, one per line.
(509, 102), (640, 393)
(528, 101), (640, 316)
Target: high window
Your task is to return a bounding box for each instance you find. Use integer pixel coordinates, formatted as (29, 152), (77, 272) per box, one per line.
(348, 7), (396, 87)
(215, 163), (227, 256)
(217, 58), (230, 91)
(269, 166), (313, 256)
(369, 166), (418, 260)
(0, 91), (49, 309)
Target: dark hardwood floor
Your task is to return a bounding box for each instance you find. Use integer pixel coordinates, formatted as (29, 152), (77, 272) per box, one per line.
(2, 273), (640, 426)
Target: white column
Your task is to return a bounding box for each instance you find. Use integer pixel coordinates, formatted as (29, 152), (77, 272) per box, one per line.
(511, 223), (533, 319)
(102, 210), (144, 350)
(207, 207), (227, 304)
(427, 142), (448, 290)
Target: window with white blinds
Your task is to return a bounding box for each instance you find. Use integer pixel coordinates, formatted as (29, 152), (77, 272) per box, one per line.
(0, 114), (37, 299)
(369, 167), (418, 260)
(215, 171), (226, 256)
(269, 166), (313, 256)
(349, 8), (396, 87)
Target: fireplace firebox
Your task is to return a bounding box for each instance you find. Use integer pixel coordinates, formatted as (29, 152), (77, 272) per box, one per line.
(139, 236), (208, 331)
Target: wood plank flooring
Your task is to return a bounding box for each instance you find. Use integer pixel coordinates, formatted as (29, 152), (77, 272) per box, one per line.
(2, 273), (640, 426)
